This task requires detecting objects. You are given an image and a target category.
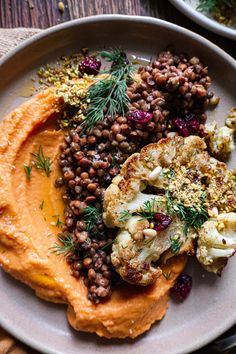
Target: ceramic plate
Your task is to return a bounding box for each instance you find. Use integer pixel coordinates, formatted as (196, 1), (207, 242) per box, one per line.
(169, 0), (236, 40)
(0, 15), (236, 354)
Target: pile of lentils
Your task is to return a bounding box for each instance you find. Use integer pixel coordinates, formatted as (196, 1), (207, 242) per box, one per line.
(55, 50), (218, 304)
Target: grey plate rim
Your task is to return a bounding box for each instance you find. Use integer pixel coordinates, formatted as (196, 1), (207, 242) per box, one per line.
(0, 14), (236, 354)
(168, 0), (236, 40)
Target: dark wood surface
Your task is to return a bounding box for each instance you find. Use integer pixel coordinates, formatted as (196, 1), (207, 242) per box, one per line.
(0, 1), (235, 353)
(0, 0), (235, 57)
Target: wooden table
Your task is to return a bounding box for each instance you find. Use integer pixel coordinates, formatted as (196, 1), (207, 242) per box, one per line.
(0, 1), (235, 353)
(0, 0), (235, 58)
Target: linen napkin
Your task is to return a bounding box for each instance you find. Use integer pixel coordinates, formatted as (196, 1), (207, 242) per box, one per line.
(0, 28), (41, 57)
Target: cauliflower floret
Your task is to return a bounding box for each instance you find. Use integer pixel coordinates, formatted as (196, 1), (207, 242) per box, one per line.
(205, 121), (235, 159)
(111, 230), (162, 285)
(111, 217), (188, 285)
(197, 213), (236, 275)
(104, 136), (236, 285)
(225, 108), (236, 131)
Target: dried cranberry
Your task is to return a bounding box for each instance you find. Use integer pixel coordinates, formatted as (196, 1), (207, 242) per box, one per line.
(153, 213), (172, 231)
(185, 113), (200, 134)
(127, 110), (153, 124)
(170, 274), (192, 301)
(172, 118), (189, 137)
(79, 56), (101, 75)
(172, 114), (200, 137)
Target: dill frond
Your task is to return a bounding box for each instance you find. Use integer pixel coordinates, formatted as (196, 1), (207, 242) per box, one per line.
(197, 0), (235, 11)
(39, 200), (45, 210)
(51, 233), (75, 256)
(83, 205), (103, 234)
(24, 164), (32, 180)
(100, 240), (114, 251)
(137, 198), (160, 220)
(170, 235), (182, 254)
(32, 145), (52, 177)
(55, 218), (64, 228)
(166, 191), (209, 234)
(118, 210), (132, 222)
(82, 49), (135, 130)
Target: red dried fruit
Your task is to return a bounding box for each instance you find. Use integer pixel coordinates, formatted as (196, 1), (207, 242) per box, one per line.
(172, 118), (189, 137)
(127, 110), (153, 124)
(187, 117), (200, 131)
(79, 56), (101, 75)
(170, 273), (192, 301)
(153, 213), (172, 231)
(172, 114), (200, 137)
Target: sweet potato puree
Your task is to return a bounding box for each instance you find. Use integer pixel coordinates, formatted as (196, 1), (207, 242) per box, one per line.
(0, 88), (186, 338)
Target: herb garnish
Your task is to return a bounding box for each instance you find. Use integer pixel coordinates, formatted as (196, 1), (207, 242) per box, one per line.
(118, 198), (161, 222)
(82, 206), (106, 239)
(118, 210), (132, 222)
(196, 0), (236, 24)
(51, 233), (75, 256)
(55, 218), (64, 228)
(137, 199), (157, 220)
(170, 235), (182, 254)
(197, 0), (234, 12)
(100, 240), (114, 251)
(83, 206), (103, 232)
(166, 191), (208, 236)
(24, 164), (32, 180)
(32, 145), (52, 177)
(39, 200), (45, 210)
(82, 48), (135, 130)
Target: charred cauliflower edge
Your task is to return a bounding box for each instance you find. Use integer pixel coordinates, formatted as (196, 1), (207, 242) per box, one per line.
(103, 136), (236, 286)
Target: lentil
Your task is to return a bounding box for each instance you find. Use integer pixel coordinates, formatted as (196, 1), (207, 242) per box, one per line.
(56, 50), (216, 304)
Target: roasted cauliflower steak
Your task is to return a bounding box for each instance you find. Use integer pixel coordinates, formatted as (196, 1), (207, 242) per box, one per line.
(103, 136), (236, 285)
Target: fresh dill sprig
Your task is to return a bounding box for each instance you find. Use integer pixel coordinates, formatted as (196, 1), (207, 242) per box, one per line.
(197, 0), (219, 11)
(170, 235), (182, 254)
(83, 206), (103, 233)
(24, 164), (32, 181)
(197, 0), (234, 12)
(51, 233), (75, 256)
(100, 240), (114, 251)
(100, 48), (129, 67)
(174, 203), (208, 230)
(32, 145), (52, 177)
(166, 191), (208, 234)
(82, 49), (135, 130)
(55, 218), (64, 228)
(137, 198), (158, 220)
(118, 210), (132, 222)
(118, 198), (160, 222)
